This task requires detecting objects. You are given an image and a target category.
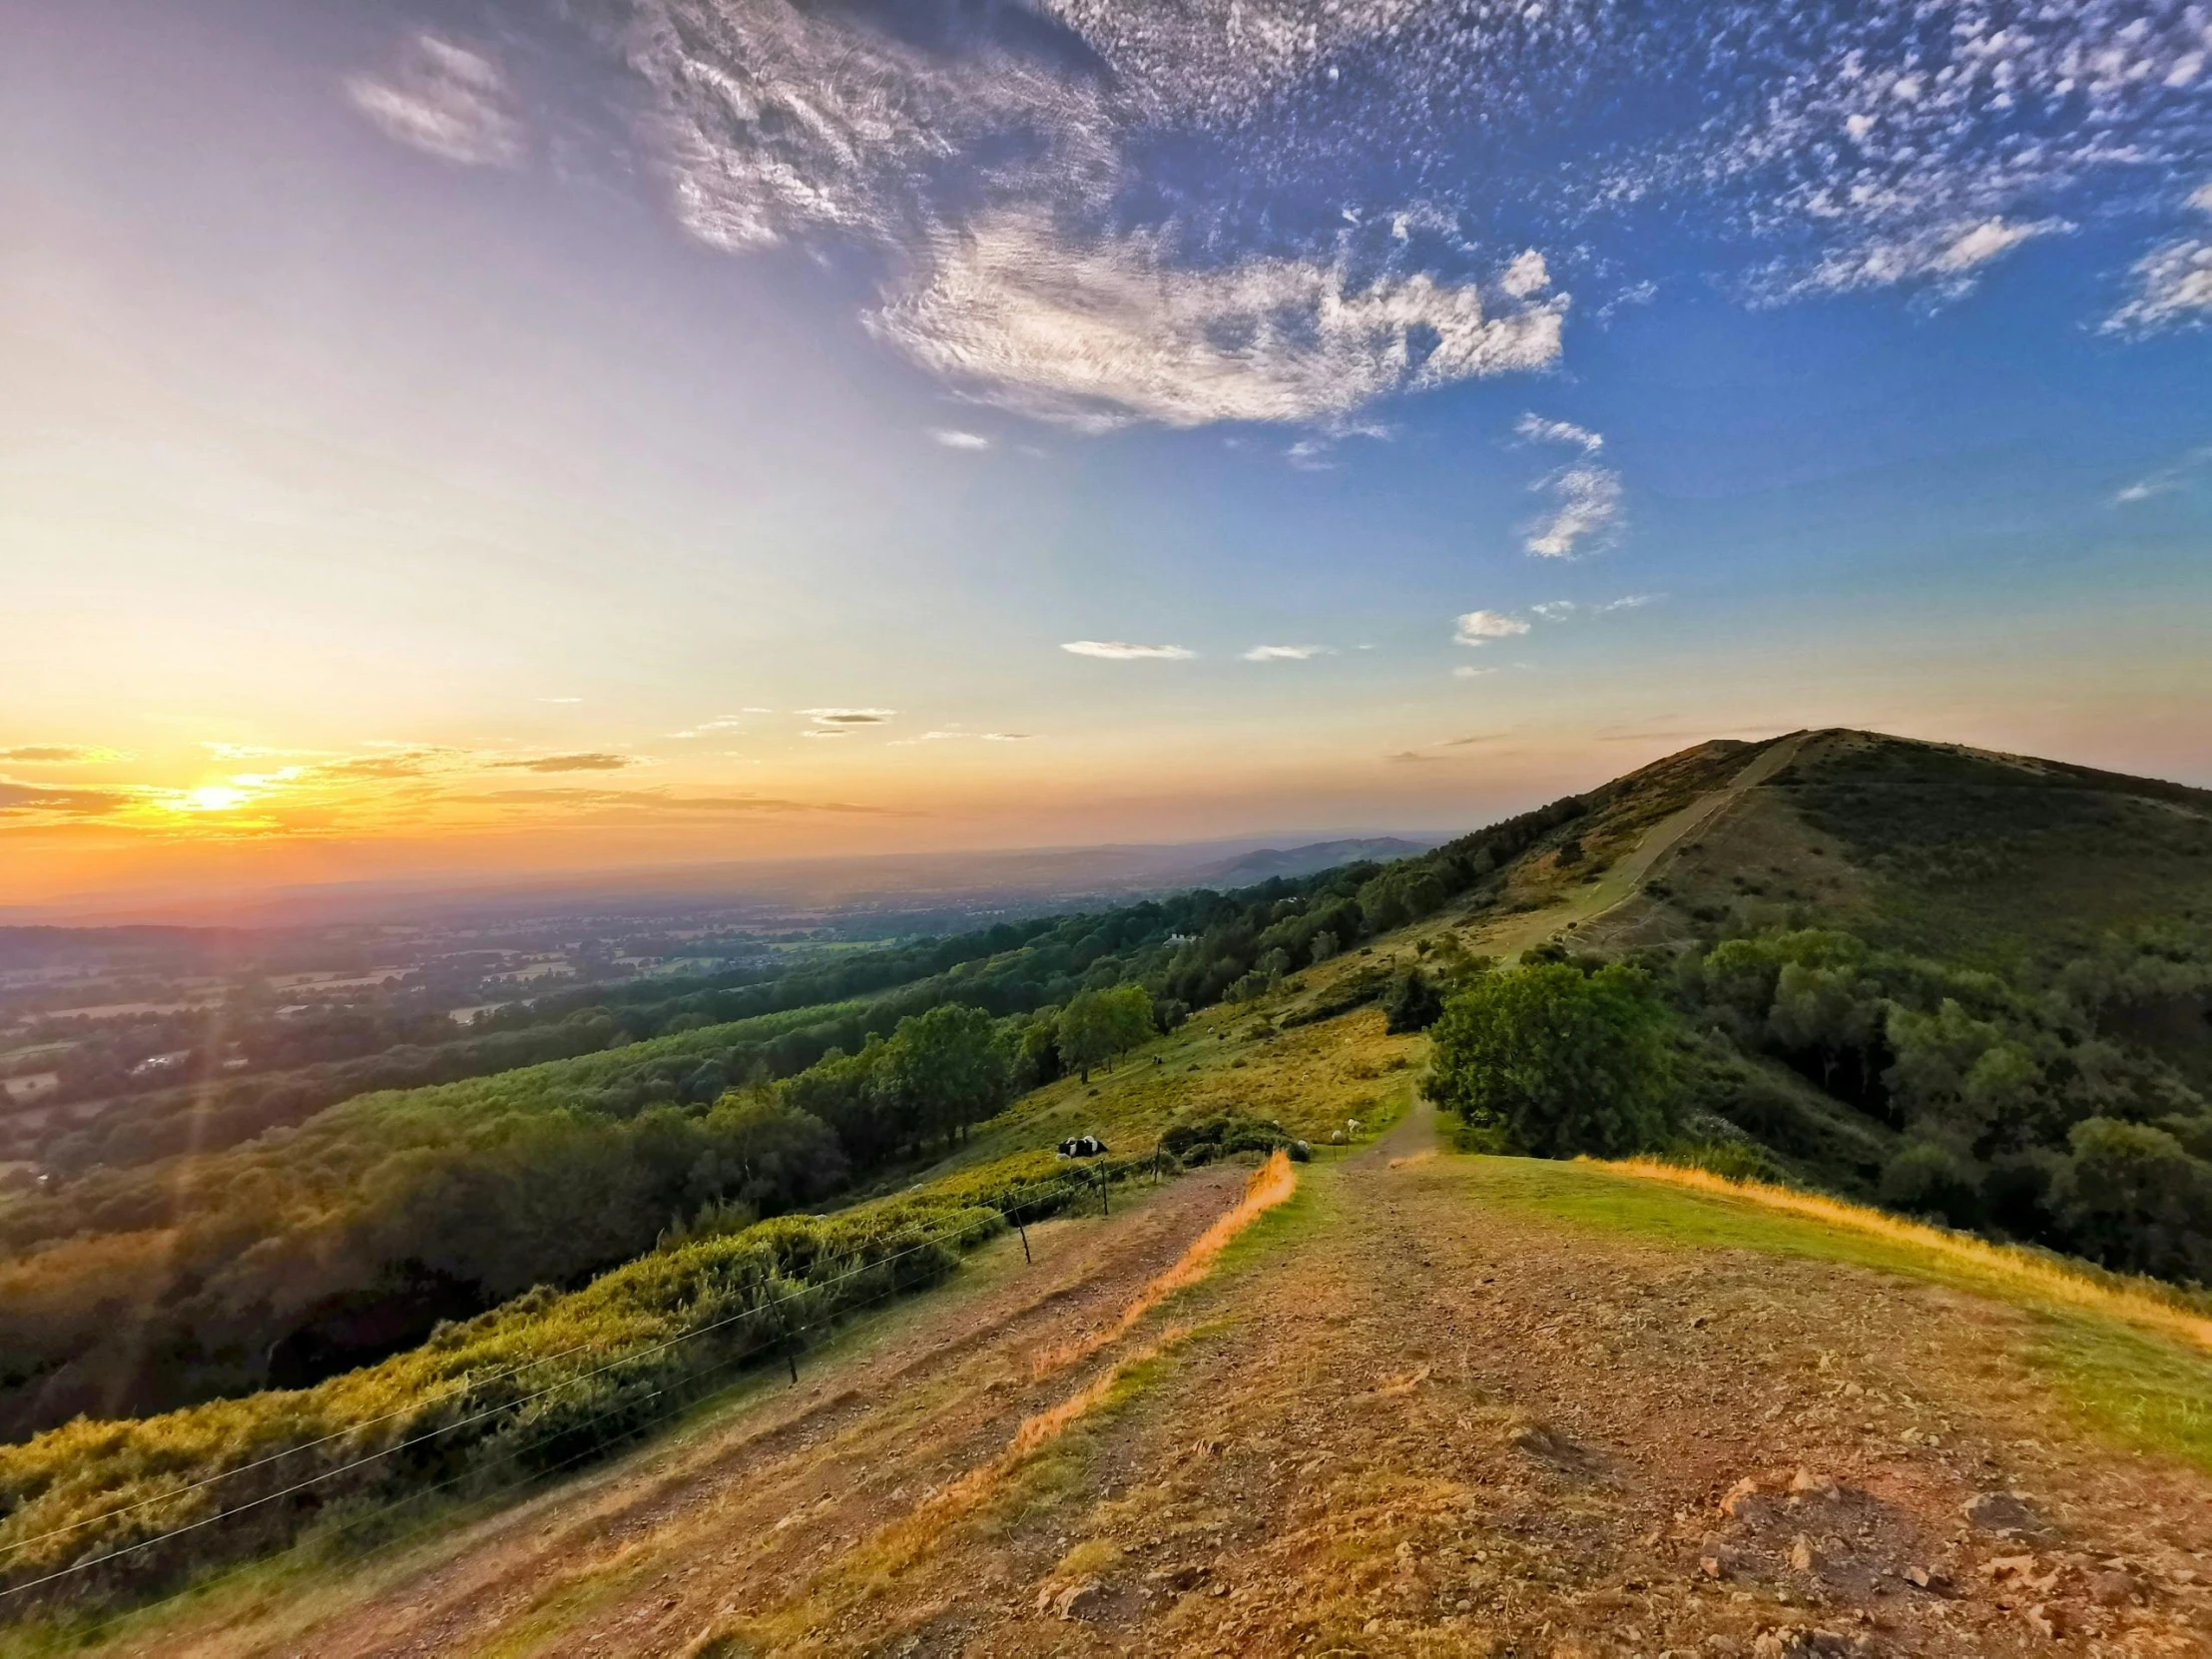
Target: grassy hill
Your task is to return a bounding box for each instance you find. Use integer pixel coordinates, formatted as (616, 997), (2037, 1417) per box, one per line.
(4, 728), (2209, 1651)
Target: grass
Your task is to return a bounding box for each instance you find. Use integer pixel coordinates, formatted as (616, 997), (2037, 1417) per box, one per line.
(1460, 1154), (2212, 1472)
(689, 1152), (1304, 1654)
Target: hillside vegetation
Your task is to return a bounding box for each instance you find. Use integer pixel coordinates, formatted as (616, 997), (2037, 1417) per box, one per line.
(4, 727), (2209, 1650)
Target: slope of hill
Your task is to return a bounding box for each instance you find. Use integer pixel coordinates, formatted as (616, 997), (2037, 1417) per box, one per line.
(4, 729), (2209, 1654)
(1190, 836), (1438, 885)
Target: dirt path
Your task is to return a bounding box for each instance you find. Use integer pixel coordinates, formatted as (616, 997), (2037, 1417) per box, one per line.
(1471, 732), (1807, 959)
(670, 1143), (2212, 1658)
(108, 1108), (2212, 1657)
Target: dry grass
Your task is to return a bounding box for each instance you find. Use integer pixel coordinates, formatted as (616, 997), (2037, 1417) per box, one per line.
(1028, 1150), (1299, 1381)
(1604, 1157), (2212, 1354)
(693, 1153), (1300, 1654)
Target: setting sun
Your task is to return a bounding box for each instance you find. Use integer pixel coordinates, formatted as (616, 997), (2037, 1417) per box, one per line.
(174, 786), (252, 814)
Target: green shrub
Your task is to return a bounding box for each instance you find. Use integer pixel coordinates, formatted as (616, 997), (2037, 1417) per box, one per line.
(1425, 962), (1682, 1158)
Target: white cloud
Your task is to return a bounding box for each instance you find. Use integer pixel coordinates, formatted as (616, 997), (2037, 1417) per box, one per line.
(1516, 414), (1602, 453)
(2105, 239), (2212, 336)
(929, 429), (992, 450)
(537, 696), (583, 704)
(873, 212), (1566, 430)
(1595, 592), (1659, 612)
(1451, 665), (1497, 679)
(1242, 644), (1335, 661)
(345, 34), (523, 168)
(1060, 640), (1196, 660)
(1786, 217), (2069, 299)
(2193, 183), (2212, 214)
(1453, 610), (1530, 647)
(1528, 600), (1577, 621)
(1512, 413), (1623, 557)
(1523, 463), (1624, 559)
(1499, 250), (1551, 297)
(905, 729), (1037, 742)
(2112, 446), (2212, 503)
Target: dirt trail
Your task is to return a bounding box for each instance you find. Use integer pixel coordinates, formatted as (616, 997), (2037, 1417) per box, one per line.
(679, 1147), (2209, 1658)
(1472, 731), (1806, 959)
(110, 1088), (2212, 1656)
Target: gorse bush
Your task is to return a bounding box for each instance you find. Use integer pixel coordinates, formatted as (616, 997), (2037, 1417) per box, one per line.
(1425, 961), (1683, 1158)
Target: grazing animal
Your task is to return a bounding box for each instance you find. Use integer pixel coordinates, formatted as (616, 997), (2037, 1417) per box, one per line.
(1057, 1135), (1108, 1159)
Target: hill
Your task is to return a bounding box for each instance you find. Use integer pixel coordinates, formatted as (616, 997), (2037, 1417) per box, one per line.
(1189, 836), (1438, 885)
(3, 729), (2209, 1653)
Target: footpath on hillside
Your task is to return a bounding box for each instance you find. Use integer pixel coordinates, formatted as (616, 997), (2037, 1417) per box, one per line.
(1468, 731), (1806, 960)
(105, 1097), (2212, 1659)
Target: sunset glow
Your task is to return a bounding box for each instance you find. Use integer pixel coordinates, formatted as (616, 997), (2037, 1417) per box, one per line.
(4, 0), (2208, 916)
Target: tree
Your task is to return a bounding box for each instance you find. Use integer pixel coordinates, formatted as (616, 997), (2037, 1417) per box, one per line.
(1058, 984), (1155, 1077)
(1382, 969), (1444, 1034)
(1425, 962), (1680, 1158)
(2048, 1117), (2212, 1281)
(883, 1003), (1013, 1146)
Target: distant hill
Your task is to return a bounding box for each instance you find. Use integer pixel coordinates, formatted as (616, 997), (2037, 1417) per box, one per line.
(1188, 835), (1438, 886)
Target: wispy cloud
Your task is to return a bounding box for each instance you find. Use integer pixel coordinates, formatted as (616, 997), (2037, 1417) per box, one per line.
(667, 714), (755, 738)
(0, 782), (140, 820)
(0, 746), (128, 765)
(876, 213), (1566, 431)
(1450, 665), (1497, 679)
(460, 789), (897, 816)
(1453, 610), (1530, 647)
(1060, 641), (1196, 660)
(1783, 217), (2069, 301)
(488, 752), (637, 774)
(2105, 240), (2212, 336)
(537, 696), (583, 705)
(2112, 445), (2212, 504)
(1241, 644), (1335, 661)
(345, 33), (524, 168)
(801, 708), (895, 727)
(929, 428), (992, 450)
(1516, 414), (1623, 558)
(1515, 413), (1602, 453)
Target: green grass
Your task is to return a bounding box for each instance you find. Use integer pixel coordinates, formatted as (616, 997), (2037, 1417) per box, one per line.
(1457, 1155), (2212, 1473)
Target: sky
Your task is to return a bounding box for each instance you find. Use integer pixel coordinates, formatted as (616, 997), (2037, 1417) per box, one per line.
(3, 0), (2210, 912)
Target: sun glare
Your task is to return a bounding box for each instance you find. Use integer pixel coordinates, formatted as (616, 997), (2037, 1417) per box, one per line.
(177, 785), (252, 813)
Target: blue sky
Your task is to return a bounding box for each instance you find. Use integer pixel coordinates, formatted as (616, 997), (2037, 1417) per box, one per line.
(2, 0), (2208, 903)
